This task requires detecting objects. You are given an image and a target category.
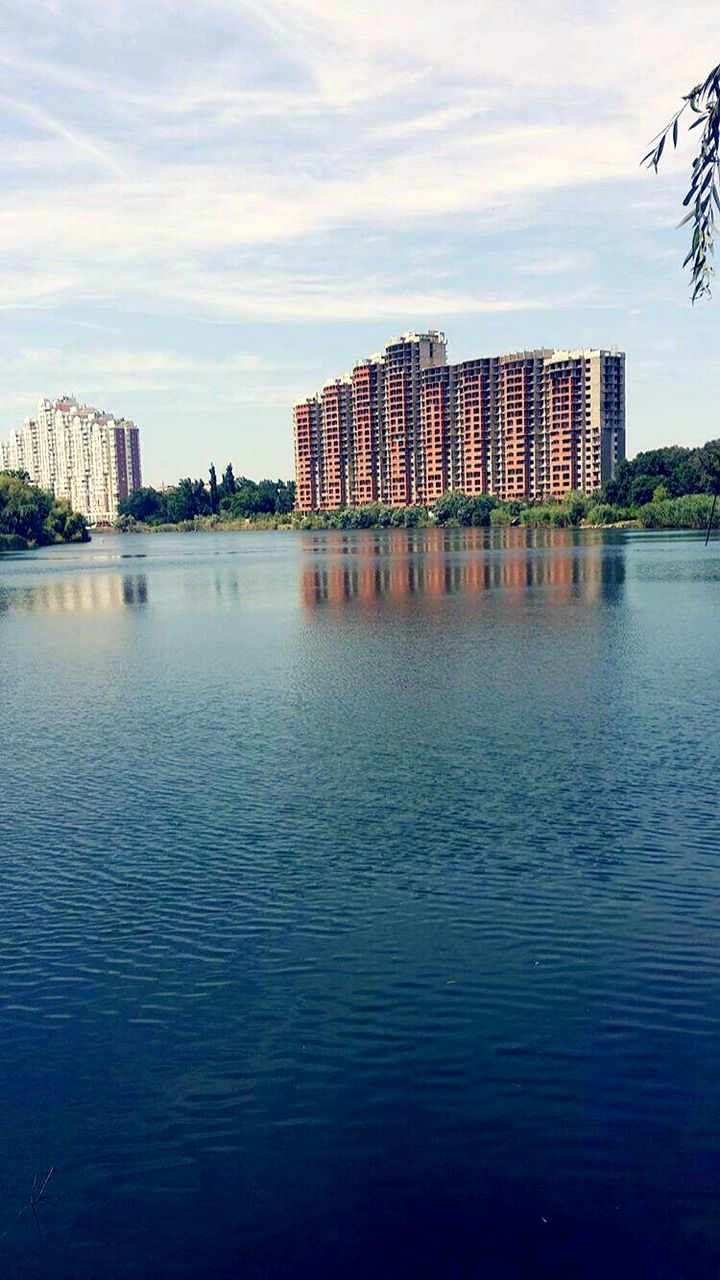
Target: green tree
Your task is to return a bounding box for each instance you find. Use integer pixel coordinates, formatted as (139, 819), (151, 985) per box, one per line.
(209, 463), (219, 514)
(0, 471), (88, 546)
(0, 470), (52, 543)
(256, 480), (280, 514)
(698, 439), (720, 490)
(118, 486), (168, 523)
(274, 479), (295, 514)
(223, 478), (295, 518)
(227, 479), (260, 517)
(166, 478), (211, 522)
(602, 447), (712, 505)
(220, 463), (236, 501)
(44, 498), (90, 543)
(629, 474), (667, 507)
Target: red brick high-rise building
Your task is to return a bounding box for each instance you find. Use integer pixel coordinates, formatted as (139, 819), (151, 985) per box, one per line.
(382, 332), (447, 505)
(293, 333), (625, 510)
(420, 364), (454, 503)
(350, 357), (384, 506)
(454, 359), (493, 496)
(318, 378), (352, 510)
(293, 396), (322, 512)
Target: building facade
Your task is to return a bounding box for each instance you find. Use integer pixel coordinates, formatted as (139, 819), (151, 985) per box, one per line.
(1, 397), (142, 523)
(293, 333), (625, 509)
(350, 357), (384, 506)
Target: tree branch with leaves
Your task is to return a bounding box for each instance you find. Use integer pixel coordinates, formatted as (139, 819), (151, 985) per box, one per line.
(643, 62), (720, 301)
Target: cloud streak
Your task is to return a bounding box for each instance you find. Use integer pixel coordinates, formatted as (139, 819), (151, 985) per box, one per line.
(0, 94), (126, 175)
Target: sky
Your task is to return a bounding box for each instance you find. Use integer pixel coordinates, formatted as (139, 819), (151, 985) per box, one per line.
(0, 0), (718, 485)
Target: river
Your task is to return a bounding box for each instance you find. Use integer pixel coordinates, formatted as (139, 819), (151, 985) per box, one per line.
(1, 527), (718, 1278)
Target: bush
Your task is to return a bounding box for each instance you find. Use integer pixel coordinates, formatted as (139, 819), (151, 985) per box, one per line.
(489, 507), (514, 526)
(564, 490), (592, 525)
(0, 532), (29, 551)
(389, 504), (426, 527)
(637, 493), (715, 529)
(520, 504), (569, 527)
(433, 491), (498, 526)
(585, 503), (631, 525)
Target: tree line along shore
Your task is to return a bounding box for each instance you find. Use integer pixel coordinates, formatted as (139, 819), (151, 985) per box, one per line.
(116, 444), (720, 533)
(2, 442), (720, 551)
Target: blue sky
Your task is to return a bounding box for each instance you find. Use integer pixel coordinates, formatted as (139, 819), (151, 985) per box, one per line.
(0, 0), (718, 484)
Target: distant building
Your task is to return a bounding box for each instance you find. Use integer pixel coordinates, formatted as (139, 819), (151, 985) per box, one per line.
(293, 333), (625, 509)
(293, 396), (322, 512)
(0, 397), (142, 523)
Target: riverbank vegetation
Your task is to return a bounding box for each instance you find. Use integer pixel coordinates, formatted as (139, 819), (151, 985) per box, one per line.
(0, 470), (89, 550)
(291, 492), (633, 530)
(115, 442), (720, 535)
(117, 468), (294, 528)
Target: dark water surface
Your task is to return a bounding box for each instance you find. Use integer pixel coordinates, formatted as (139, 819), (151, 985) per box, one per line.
(1, 528), (719, 1279)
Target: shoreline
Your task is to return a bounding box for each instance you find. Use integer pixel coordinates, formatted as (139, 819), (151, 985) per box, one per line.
(92, 518), (719, 536)
(5, 522), (715, 551)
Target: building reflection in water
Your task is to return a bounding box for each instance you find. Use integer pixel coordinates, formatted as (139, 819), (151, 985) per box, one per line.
(300, 528), (626, 611)
(0, 572), (149, 615)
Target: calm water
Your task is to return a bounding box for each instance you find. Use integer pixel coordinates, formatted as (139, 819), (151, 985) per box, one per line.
(1, 528), (719, 1279)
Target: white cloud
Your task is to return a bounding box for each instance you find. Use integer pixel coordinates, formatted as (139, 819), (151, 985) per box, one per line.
(0, 271), (79, 308)
(525, 253), (595, 276)
(0, 0), (716, 471)
(14, 347), (276, 374)
(0, 0), (708, 307)
(0, 116), (647, 277)
(0, 345), (314, 417)
(158, 277), (579, 321)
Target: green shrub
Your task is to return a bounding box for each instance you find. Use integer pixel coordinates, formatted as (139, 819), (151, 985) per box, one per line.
(637, 493), (715, 529)
(489, 507), (514, 526)
(520, 504), (568, 527)
(433, 491), (498, 526)
(585, 503), (632, 525)
(0, 532), (29, 551)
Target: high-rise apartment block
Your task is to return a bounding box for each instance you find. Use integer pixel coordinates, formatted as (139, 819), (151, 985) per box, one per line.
(293, 333), (625, 509)
(0, 397), (142, 523)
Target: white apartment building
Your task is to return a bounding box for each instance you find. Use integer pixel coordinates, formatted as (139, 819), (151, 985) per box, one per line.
(1, 398), (142, 524)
